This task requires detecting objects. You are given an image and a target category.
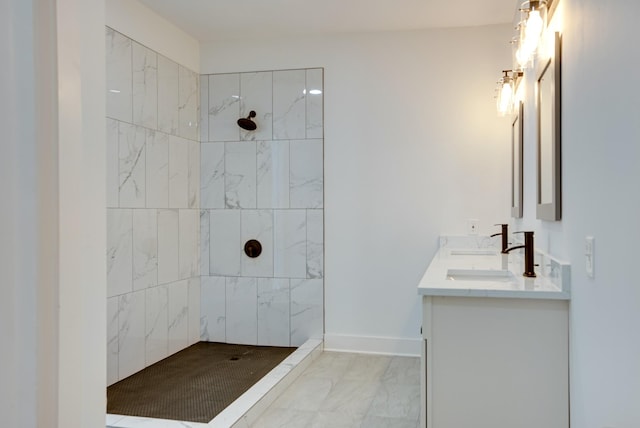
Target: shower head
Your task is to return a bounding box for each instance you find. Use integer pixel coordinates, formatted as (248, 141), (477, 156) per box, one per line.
(237, 110), (257, 131)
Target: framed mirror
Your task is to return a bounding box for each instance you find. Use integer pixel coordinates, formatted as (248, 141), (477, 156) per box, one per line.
(536, 32), (562, 221)
(511, 101), (523, 218)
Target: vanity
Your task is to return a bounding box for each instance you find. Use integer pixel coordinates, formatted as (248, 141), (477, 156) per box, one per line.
(418, 236), (570, 428)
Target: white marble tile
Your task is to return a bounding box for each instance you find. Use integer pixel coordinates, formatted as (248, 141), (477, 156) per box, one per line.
(144, 284), (168, 366)
(240, 71), (273, 141)
(118, 290), (146, 380)
(200, 210), (210, 277)
(110, 415), (209, 428)
(226, 277), (257, 345)
(188, 140), (200, 209)
(157, 55), (180, 136)
(119, 123), (146, 208)
(201, 142), (225, 209)
(179, 209), (199, 279)
(273, 70), (306, 140)
(257, 278), (290, 347)
(310, 411), (365, 428)
(157, 209), (179, 285)
(179, 66), (199, 141)
(106, 118), (119, 208)
(188, 277), (201, 345)
(360, 416), (419, 428)
(272, 376), (333, 411)
(200, 276), (226, 342)
(318, 379), (379, 415)
(106, 413), (126, 425)
(132, 41), (158, 129)
(209, 73), (240, 142)
(241, 210), (274, 277)
(132, 209), (158, 290)
(209, 210), (241, 276)
(382, 357), (421, 385)
(168, 136), (189, 208)
(344, 354), (391, 382)
(367, 383), (421, 420)
(305, 68), (324, 139)
(107, 209), (132, 298)
(200, 75), (209, 142)
(107, 296), (119, 386)
(306, 210), (324, 279)
(106, 27), (132, 122)
(290, 279), (323, 346)
(274, 210), (307, 278)
(145, 130), (169, 208)
(290, 139), (323, 209)
(225, 141), (257, 209)
(257, 141), (290, 209)
(252, 408), (317, 428)
(167, 280), (189, 355)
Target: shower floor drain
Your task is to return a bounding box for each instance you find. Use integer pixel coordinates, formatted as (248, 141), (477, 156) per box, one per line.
(107, 342), (296, 423)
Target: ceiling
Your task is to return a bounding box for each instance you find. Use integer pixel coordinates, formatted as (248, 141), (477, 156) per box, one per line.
(138, 0), (516, 42)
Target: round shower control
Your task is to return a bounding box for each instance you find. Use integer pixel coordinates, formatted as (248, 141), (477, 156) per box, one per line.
(244, 239), (262, 258)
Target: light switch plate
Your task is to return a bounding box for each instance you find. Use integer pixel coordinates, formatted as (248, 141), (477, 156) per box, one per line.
(585, 236), (595, 278)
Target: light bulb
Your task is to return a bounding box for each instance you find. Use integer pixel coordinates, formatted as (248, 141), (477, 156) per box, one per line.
(525, 10), (544, 41)
(497, 79), (514, 116)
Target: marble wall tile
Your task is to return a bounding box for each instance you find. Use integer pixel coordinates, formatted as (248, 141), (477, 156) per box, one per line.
(200, 276), (226, 342)
(188, 140), (200, 209)
(132, 42), (158, 129)
(179, 209), (199, 279)
(200, 75), (209, 142)
(118, 290), (146, 380)
(226, 277), (257, 345)
(240, 71), (273, 141)
(145, 130), (169, 208)
(188, 277), (201, 345)
(225, 141), (257, 208)
(106, 118), (119, 208)
(157, 55), (180, 136)
(179, 66), (199, 141)
(290, 278), (324, 346)
(119, 123), (146, 208)
(273, 70), (306, 140)
(107, 209), (132, 298)
(168, 136), (189, 208)
(306, 209), (324, 279)
(290, 139), (323, 209)
(201, 142), (225, 208)
(144, 284), (168, 366)
(257, 140), (290, 209)
(257, 278), (290, 347)
(209, 73), (240, 142)
(168, 280), (189, 355)
(133, 209), (158, 290)
(241, 210), (274, 277)
(274, 210), (307, 278)
(209, 210), (241, 276)
(200, 210), (210, 277)
(157, 209), (179, 284)
(107, 296), (119, 385)
(106, 27), (132, 122)
(306, 68), (324, 139)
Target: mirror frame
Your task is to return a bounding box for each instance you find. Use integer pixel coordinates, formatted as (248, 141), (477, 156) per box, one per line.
(511, 101), (523, 218)
(535, 31), (562, 221)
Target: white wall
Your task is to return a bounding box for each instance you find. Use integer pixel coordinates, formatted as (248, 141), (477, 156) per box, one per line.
(201, 25), (513, 354)
(106, 0), (200, 72)
(514, 1), (640, 426)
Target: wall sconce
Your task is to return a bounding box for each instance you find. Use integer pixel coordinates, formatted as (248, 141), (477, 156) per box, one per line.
(515, 0), (547, 68)
(496, 70), (524, 116)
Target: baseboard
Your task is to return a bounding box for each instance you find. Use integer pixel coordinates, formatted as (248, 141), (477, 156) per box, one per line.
(323, 333), (421, 357)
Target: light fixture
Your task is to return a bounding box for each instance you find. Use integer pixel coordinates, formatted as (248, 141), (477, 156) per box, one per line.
(515, 0), (547, 68)
(496, 70), (523, 117)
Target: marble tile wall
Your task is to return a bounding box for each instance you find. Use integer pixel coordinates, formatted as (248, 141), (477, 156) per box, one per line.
(199, 68), (324, 348)
(106, 27), (200, 386)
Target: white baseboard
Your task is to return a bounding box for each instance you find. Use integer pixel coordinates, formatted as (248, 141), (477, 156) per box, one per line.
(323, 333), (421, 357)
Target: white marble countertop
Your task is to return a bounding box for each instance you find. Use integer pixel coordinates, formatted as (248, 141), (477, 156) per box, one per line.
(417, 236), (571, 300)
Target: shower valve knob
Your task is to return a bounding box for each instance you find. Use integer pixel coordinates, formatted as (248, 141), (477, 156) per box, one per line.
(244, 239), (262, 258)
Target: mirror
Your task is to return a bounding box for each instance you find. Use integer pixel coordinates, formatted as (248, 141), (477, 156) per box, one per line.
(536, 32), (562, 221)
(511, 101), (523, 218)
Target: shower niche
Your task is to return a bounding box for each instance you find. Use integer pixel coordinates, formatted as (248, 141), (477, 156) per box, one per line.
(200, 68), (324, 348)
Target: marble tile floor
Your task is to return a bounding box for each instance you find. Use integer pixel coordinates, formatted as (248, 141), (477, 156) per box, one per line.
(250, 352), (421, 428)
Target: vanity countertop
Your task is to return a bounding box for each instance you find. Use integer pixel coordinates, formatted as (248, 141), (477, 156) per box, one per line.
(417, 237), (571, 300)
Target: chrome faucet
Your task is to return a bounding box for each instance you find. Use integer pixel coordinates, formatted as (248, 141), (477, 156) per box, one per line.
(504, 231), (536, 278)
(490, 223), (509, 253)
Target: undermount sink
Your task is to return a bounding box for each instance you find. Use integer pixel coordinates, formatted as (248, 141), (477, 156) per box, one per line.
(446, 268), (515, 282)
(450, 249), (498, 256)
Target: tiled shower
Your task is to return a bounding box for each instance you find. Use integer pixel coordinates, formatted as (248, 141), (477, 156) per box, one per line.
(106, 27), (324, 386)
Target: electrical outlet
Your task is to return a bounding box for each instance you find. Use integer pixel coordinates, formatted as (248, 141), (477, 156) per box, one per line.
(467, 219), (479, 235)
(585, 236), (595, 278)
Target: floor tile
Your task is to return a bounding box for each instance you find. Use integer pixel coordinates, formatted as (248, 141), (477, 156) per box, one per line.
(360, 415), (420, 428)
(367, 382), (421, 420)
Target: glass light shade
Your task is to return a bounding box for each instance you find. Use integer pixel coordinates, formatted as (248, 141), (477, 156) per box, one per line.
(517, 1), (547, 68)
(497, 78), (514, 117)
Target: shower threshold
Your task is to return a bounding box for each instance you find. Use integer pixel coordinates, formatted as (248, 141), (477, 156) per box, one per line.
(106, 338), (322, 428)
